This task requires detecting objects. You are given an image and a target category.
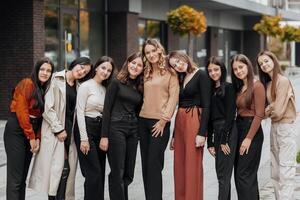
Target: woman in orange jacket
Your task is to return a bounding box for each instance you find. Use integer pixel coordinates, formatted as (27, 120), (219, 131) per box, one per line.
(4, 57), (54, 200)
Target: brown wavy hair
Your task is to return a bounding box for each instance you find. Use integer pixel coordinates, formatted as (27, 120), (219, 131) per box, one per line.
(117, 52), (144, 93)
(142, 38), (174, 81)
(256, 50), (282, 101)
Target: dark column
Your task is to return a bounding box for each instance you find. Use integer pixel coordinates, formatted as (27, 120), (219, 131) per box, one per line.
(0, 0), (45, 119)
(295, 42), (300, 66)
(107, 12), (139, 69)
(209, 27), (219, 57)
(242, 30), (261, 73)
(167, 27), (180, 52)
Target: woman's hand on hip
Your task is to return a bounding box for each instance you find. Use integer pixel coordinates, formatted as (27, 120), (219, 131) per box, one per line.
(152, 119), (167, 137)
(195, 135), (206, 147)
(99, 137), (109, 151)
(80, 140), (90, 155)
(239, 138), (252, 155)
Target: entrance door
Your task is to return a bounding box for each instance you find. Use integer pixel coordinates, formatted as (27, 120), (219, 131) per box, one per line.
(60, 8), (79, 69)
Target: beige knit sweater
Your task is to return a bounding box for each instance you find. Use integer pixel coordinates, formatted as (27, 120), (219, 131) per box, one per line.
(265, 74), (296, 123)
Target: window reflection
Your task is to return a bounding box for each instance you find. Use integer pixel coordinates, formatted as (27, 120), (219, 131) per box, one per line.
(45, 0), (105, 68)
(138, 19), (162, 51)
(45, 5), (59, 68)
(80, 11), (89, 57)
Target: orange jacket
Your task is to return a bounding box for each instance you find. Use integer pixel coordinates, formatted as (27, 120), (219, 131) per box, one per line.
(10, 78), (42, 140)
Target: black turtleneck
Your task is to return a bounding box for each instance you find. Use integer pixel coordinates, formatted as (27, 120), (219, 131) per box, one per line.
(101, 78), (143, 137)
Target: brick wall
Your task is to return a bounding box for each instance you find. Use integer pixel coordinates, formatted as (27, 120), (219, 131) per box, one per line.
(0, 0), (45, 119)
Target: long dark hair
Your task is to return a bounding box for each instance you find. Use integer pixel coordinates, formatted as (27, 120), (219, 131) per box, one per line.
(30, 57), (54, 110)
(205, 56), (227, 88)
(117, 52), (144, 93)
(168, 50), (197, 85)
(68, 57), (93, 83)
(93, 56), (115, 88)
(256, 50), (282, 101)
(231, 54), (254, 108)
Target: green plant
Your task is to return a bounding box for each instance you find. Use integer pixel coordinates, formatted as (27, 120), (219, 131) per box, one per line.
(297, 151), (300, 164)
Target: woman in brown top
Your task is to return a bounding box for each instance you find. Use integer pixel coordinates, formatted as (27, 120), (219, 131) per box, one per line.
(139, 39), (179, 200)
(231, 54), (265, 200)
(257, 50), (297, 200)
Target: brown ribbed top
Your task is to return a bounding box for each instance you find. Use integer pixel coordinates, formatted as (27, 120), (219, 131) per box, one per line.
(236, 81), (265, 139)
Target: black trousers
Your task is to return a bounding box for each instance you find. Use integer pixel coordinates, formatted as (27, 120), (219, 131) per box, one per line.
(234, 116), (264, 200)
(74, 116), (106, 200)
(212, 119), (237, 200)
(108, 119), (138, 200)
(4, 113), (33, 200)
(139, 117), (171, 200)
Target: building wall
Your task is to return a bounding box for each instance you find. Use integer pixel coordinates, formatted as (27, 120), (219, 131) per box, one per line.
(0, 0), (44, 119)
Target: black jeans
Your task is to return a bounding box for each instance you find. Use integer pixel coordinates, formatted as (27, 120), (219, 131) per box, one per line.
(212, 119), (237, 200)
(139, 117), (171, 200)
(234, 116), (264, 200)
(74, 116), (106, 200)
(4, 113), (33, 200)
(107, 116), (139, 200)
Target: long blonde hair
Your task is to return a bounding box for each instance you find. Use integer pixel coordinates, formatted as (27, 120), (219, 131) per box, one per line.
(142, 38), (173, 81)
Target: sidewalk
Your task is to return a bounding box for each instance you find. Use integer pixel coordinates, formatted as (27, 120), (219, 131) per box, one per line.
(0, 75), (299, 200)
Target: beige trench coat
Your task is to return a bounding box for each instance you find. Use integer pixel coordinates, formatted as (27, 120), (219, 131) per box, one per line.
(28, 70), (78, 200)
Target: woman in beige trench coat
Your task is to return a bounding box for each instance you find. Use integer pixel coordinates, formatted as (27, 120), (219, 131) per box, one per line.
(29, 57), (92, 200)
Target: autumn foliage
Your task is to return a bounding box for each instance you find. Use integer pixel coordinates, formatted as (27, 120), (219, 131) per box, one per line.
(167, 5), (207, 36)
(253, 15), (300, 42)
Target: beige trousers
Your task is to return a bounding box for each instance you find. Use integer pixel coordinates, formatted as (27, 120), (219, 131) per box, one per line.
(270, 122), (297, 200)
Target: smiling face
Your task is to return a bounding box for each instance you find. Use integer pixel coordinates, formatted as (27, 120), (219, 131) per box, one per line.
(257, 54), (274, 75)
(232, 60), (248, 81)
(38, 63), (53, 83)
(128, 57), (143, 79)
(72, 64), (91, 80)
(169, 57), (188, 73)
(95, 61), (113, 81)
(144, 44), (160, 64)
(207, 63), (222, 82)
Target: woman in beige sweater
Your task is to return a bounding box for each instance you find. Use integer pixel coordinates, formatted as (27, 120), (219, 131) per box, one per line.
(257, 50), (297, 200)
(139, 39), (179, 200)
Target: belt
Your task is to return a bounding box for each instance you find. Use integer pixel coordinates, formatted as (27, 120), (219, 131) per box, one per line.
(85, 116), (102, 123)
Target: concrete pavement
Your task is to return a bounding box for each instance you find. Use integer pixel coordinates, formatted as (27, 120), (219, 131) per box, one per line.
(0, 74), (299, 200)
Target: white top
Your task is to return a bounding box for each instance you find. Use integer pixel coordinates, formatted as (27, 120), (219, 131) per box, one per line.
(76, 79), (106, 141)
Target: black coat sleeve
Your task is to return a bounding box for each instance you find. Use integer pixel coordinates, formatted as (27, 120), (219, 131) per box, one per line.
(101, 79), (119, 138)
(220, 83), (236, 144)
(198, 70), (211, 136)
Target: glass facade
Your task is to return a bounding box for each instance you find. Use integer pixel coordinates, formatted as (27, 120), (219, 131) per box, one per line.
(138, 19), (167, 51)
(45, 0), (105, 70)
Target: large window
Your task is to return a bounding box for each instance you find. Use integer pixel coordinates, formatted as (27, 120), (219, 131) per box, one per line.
(45, 0), (105, 69)
(138, 19), (167, 51)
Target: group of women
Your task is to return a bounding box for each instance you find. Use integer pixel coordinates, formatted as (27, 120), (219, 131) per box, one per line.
(4, 37), (297, 200)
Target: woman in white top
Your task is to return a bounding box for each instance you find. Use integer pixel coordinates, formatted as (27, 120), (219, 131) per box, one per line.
(75, 56), (115, 200)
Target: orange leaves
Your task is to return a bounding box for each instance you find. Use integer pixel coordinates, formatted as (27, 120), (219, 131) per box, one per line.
(167, 5), (207, 37)
(253, 15), (283, 37)
(253, 15), (300, 42)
